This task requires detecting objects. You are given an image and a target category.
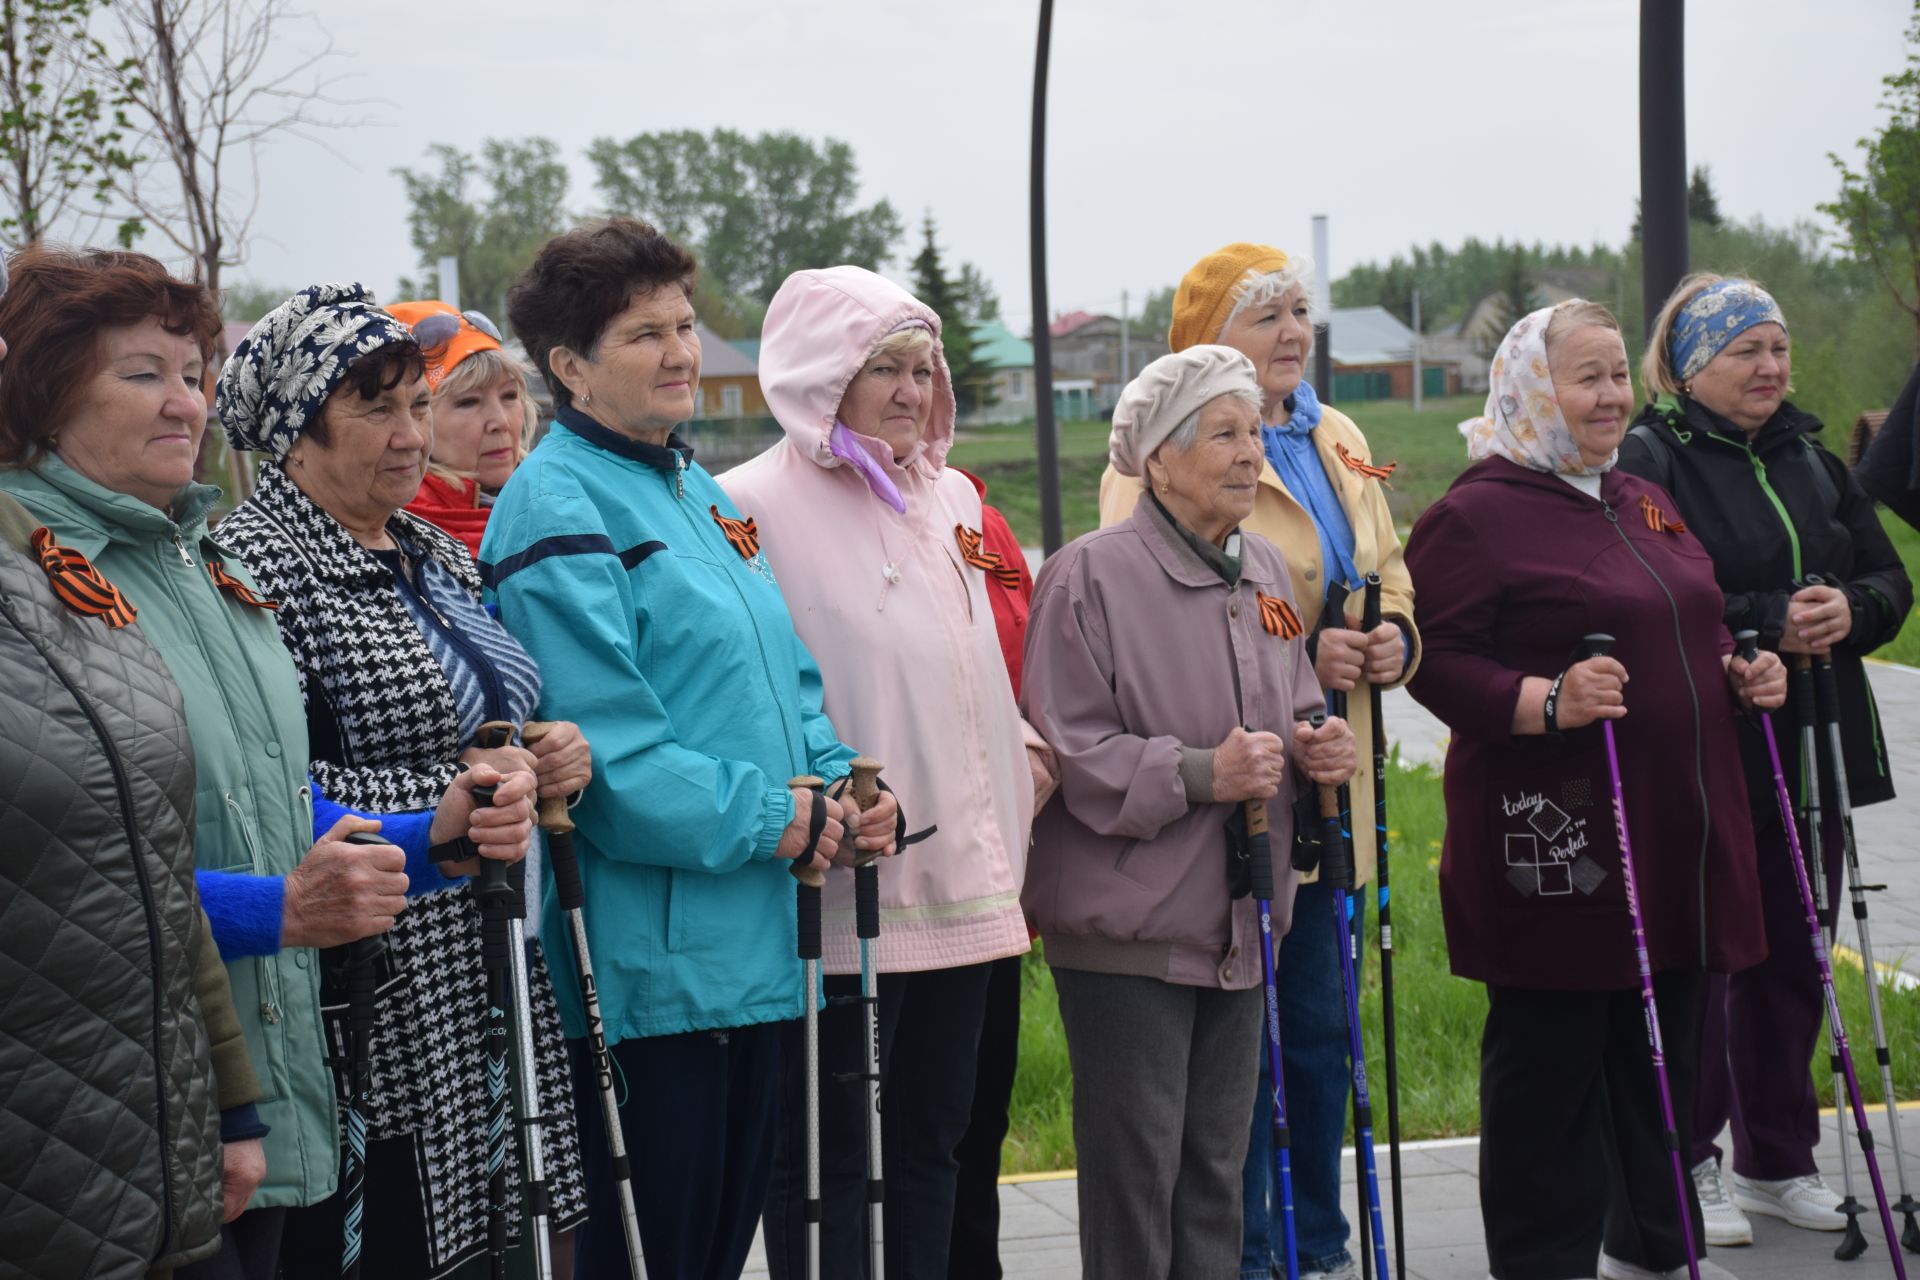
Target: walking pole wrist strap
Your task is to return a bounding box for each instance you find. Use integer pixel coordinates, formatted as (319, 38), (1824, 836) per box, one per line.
(1543, 667), (1571, 744)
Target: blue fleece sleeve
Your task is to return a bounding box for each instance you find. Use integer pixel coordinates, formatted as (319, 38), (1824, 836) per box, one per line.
(311, 782), (459, 896)
(197, 869), (285, 960)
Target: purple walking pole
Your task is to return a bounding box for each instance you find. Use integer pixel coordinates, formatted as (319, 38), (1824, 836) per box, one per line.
(1247, 793), (1300, 1280)
(1582, 634), (1701, 1280)
(1757, 637), (1910, 1278)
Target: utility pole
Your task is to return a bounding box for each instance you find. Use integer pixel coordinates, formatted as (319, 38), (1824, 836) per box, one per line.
(1120, 289), (1131, 386)
(1312, 215), (1333, 401)
(1411, 288), (1423, 411)
(438, 254), (462, 310)
(1029, 0), (1062, 555)
(1639, 0), (1687, 339)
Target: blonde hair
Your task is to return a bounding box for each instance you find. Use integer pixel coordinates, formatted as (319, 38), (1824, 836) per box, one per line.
(868, 325), (936, 362)
(1640, 272), (1785, 399)
(1543, 299), (1620, 356)
(1217, 255), (1321, 346)
(426, 346), (540, 489)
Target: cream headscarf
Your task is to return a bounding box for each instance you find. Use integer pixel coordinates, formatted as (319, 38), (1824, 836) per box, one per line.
(1461, 302), (1613, 477)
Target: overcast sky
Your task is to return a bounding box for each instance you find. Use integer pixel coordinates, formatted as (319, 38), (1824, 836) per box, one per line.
(220, 0), (1909, 326)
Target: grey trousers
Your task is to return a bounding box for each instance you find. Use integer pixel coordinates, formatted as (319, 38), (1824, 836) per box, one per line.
(1053, 966), (1265, 1280)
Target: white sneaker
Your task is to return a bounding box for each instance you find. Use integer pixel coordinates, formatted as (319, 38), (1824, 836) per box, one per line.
(1727, 1170), (1845, 1231)
(1598, 1252), (1738, 1280)
(1299, 1262), (1358, 1280)
(1692, 1158), (1753, 1246)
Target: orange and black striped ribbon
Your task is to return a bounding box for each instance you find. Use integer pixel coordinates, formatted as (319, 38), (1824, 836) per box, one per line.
(955, 525), (1022, 590)
(711, 505), (761, 561)
(30, 526), (137, 628)
(1256, 591), (1303, 640)
(1640, 494), (1687, 535)
(208, 559), (279, 610)
(1334, 442), (1397, 484)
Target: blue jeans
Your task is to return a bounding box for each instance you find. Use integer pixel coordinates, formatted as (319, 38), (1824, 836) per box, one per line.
(1242, 876), (1367, 1278)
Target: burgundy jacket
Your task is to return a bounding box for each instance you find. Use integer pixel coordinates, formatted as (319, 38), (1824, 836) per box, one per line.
(1404, 457), (1765, 990)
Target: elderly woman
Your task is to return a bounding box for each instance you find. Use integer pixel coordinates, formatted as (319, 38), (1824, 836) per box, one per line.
(213, 284), (587, 1278)
(1101, 241), (1419, 1280)
(481, 218), (898, 1279)
(1405, 301), (1784, 1280)
(0, 250), (537, 1280)
(1025, 345), (1353, 1279)
(387, 301), (539, 557)
(1620, 276), (1911, 1245)
(719, 265), (1035, 1279)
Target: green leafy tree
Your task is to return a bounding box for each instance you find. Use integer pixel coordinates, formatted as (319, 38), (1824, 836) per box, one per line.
(911, 214), (994, 417)
(1822, 0), (1920, 358)
(589, 128), (902, 310)
(957, 261), (1001, 326)
(0, 0), (140, 245)
(395, 137), (570, 325)
(1688, 165), (1725, 229)
(221, 279), (292, 321)
(1137, 285), (1175, 343)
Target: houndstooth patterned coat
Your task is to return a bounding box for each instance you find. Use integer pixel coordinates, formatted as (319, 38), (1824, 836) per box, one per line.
(219, 462), (587, 1272)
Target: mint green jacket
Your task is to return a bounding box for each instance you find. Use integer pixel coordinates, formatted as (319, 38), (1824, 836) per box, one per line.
(0, 458), (337, 1208)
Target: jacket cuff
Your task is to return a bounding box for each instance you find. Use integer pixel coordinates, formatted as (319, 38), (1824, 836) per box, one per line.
(197, 870), (285, 960)
(754, 785), (797, 861)
(219, 1102), (270, 1144)
(396, 813), (462, 895)
(1177, 747), (1215, 803)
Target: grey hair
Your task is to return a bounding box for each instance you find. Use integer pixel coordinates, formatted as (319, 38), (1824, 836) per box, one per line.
(1161, 385), (1265, 454)
(1217, 254), (1321, 344)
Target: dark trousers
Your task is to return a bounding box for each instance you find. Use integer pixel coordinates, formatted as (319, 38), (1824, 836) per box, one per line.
(568, 1024), (780, 1280)
(762, 961), (995, 1280)
(1692, 810), (1842, 1179)
(946, 954), (1023, 1280)
(174, 1205), (286, 1280)
(1480, 973), (1705, 1280)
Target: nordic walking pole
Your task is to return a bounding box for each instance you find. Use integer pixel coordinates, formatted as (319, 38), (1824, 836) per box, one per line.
(847, 758), (887, 1280)
(338, 834), (390, 1280)
(1810, 641), (1920, 1254)
(467, 723), (525, 1279)
(788, 774), (829, 1280)
(1248, 787), (1300, 1280)
(1360, 572), (1406, 1280)
(1789, 652), (1869, 1258)
(504, 842), (554, 1278)
(1313, 711), (1391, 1280)
(523, 722), (647, 1279)
(1582, 635), (1701, 1280)
(1746, 637), (1910, 1278)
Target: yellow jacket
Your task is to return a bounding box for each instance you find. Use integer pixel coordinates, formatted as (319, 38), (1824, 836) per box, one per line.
(1096, 401), (1420, 885)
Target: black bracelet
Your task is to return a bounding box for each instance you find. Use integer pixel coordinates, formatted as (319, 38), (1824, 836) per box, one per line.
(1543, 668), (1570, 741)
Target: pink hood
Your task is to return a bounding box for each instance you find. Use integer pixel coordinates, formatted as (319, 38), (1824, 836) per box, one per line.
(759, 266), (958, 481)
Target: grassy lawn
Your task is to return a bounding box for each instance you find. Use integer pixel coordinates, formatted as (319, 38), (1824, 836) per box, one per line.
(1003, 759), (1920, 1175)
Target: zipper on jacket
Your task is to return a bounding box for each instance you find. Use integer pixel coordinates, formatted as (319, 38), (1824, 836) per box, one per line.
(170, 529), (194, 566)
(674, 453), (687, 500)
(1701, 433), (1803, 579)
(1603, 502), (1712, 966)
(0, 584), (178, 1252)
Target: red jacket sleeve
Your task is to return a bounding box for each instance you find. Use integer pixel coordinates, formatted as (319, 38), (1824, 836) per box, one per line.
(979, 500), (1033, 699)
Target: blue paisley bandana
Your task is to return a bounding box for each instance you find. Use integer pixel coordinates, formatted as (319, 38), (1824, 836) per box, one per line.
(1670, 280), (1787, 384)
(217, 283), (416, 460)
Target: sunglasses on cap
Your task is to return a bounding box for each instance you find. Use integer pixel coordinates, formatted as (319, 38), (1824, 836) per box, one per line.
(408, 308), (502, 347)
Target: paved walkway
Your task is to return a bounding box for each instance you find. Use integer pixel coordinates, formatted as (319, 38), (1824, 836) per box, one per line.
(741, 660), (1920, 1277)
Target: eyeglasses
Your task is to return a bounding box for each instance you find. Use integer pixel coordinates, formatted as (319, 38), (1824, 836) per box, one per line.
(409, 307), (501, 347)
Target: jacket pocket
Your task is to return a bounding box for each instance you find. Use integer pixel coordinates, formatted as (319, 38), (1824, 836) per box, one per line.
(224, 957), (287, 1103)
(1112, 838), (1140, 878)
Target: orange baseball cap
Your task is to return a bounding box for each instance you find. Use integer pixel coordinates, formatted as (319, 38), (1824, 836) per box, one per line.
(387, 300), (504, 391)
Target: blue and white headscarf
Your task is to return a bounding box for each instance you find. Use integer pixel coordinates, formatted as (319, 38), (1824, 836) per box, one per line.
(217, 283), (417, 460)
(1670, 280), (1787, 384)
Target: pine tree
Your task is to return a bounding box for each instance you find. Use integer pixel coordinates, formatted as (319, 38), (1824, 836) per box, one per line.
(911, 214), (995, 416)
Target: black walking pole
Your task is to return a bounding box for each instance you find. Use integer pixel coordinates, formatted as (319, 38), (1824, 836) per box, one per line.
(523, 723), (648, 1278)
(465, 724), (521, 1279)
(1360, 573), (1406, 1280)
(848, 758), (887, 1279)
(337, 834), (390, 1280)
(787, 773), (830, 1280)
(1249, 790), (1300, 1280)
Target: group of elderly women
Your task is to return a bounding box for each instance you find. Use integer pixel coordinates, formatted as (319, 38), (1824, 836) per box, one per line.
(0, 210), (1906, 1280)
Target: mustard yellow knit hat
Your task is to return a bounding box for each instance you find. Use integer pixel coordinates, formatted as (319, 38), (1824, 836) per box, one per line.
(1168, 242), (1291, 352)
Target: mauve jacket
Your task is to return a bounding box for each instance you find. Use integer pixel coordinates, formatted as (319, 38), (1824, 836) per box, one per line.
(1021, 496), (1325, 990)
(1404, 457), (1766, 990)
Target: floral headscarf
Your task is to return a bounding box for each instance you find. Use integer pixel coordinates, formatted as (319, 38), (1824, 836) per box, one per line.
(1461, 303), (1612, 477)
(217, 283), (416, 460)
(1671, 280), (1787, 384)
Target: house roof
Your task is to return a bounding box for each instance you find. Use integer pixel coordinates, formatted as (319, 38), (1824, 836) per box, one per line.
(1049, 310), (1102, 337)
(1328, 306), (1416, 365)
(729, 338), (762, 364)
(972, 321), (1034, 370)
(697, 323), (757, 376)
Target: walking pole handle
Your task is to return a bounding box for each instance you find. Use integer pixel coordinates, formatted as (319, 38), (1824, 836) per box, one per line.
(522, 721), (586, 914)
(521, 721), (577, 836)
(786, 776), (828, 889)
(1791, 651), (1817, 720)
(470, 721), (518, 902)
(849, 758), (883, 940)
(1734, 629), (1761, 664)
(1579, 633), (1614, 661)
(1306, 713), (1353, 888)
(1245, 771), (1275, 902)
(1361, 572), (1383, 634)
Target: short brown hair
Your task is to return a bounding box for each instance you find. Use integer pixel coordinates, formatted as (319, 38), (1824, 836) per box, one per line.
(304, 342), (428, 449)
(0, 247), (221, 466)
(507, 218), (696, 409)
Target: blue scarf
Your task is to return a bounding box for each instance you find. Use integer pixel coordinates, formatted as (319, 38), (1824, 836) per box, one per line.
(1259, 380), (1360, 596)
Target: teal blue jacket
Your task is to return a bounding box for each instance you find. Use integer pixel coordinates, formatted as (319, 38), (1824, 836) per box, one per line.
(0, 457), (336, 1208)
(481, 411), (856, 1042)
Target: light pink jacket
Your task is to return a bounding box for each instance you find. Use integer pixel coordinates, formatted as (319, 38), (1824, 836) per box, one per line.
(718, 267), (1033, 976)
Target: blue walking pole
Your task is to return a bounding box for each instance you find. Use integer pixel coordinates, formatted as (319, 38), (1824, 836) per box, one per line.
(1247, 791), (1299, 1280)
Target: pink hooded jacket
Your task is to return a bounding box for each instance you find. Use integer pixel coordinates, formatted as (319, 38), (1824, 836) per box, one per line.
(718, 267), (1033, 975)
